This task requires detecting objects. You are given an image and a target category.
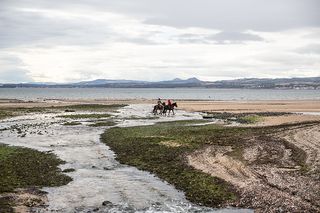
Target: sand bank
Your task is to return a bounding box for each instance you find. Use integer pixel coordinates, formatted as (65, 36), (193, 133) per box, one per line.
(2, 99), (319, 126)
(1, 99), (320, 112)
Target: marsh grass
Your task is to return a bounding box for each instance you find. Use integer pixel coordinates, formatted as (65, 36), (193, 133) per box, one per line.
(63, 121), (82, 126)
(238, 115), (262, 124)
(62, 168), (76, 173)
(0, 110), (15, 120)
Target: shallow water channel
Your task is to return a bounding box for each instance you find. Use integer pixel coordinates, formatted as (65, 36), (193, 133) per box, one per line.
(0, 104), (251, 213)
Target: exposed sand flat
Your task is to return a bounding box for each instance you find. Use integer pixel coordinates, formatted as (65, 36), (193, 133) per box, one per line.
(1, 99), (320, 113)
(0, 99), (153, 108)
(248, 114), (320, 126)
(178, 100), (320, 113)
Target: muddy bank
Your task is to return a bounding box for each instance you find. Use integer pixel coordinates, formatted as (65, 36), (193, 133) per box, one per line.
(188, 122), (320, 212)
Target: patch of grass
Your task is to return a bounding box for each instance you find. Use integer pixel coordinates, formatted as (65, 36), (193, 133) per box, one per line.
(58, 113), (112, 119)
(62, 168), (75, 173)
(0, 144), (72, 193)
(203, 112), (286, 124)
(238, 115), (262, 124)
(0, 110), (14, 120)
(63, 122), (82, 126)
(89, 120), (117, 127)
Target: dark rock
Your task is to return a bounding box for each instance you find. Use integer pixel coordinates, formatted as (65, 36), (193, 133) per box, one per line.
(102, 200), (113, 206)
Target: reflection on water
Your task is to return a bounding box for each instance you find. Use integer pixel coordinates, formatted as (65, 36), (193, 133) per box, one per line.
(0, 105), (252, 212)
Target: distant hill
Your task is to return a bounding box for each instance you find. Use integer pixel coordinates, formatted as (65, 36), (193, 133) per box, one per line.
(209, 77), (320, 89)
(0, 77), (319, 89)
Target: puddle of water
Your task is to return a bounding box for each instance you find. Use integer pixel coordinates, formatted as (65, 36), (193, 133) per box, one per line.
(297, 112), (320, 115)
(0, 104), (252, 212)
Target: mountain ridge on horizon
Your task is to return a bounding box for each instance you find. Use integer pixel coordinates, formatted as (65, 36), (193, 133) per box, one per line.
(1, 76), (319, 89)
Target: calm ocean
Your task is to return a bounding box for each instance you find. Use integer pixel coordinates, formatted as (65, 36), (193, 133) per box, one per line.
(0, 88), (319, 101)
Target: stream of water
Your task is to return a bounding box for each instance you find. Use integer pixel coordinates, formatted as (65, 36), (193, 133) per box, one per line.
(0, 105), (252, 212)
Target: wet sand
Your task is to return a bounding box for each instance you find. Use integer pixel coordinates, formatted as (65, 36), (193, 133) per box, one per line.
(2, 99), (320, 112)
(1, 99), (320, 126)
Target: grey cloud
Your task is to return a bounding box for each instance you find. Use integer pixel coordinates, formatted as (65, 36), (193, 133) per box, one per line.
(207, 32), (263, 44)
(117, 37), (162, 45)
(296, 44), (320, 55)
(53, 0), (319, 31)
(172, 32), (264, 44)
(103, 0), (320, 31)
(0, 69), (33, 83)
(0, 0), (318, 49)
(0, 54), (33, 83)
(0, 5), (116, 49)
(172, 33), (209, 44)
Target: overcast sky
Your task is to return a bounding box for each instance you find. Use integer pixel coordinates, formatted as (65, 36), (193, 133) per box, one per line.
(0, 0), (319, 83)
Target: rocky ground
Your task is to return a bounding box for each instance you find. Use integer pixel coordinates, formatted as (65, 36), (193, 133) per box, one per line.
(188, 122), (320, 212)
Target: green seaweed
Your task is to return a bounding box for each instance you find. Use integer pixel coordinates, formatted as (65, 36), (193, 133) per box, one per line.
(0, 144), (72, 193)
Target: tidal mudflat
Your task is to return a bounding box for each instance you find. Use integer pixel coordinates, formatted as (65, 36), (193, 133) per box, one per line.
(0, 103), (249, 212)
(0, 100), (319, 212)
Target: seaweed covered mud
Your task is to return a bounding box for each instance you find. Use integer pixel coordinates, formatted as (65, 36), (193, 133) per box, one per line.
(102, 115), (320, 212)
(0, 102), (250, 212)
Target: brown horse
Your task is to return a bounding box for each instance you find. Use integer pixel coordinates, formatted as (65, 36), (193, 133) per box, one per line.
(163, 102), (178, 115)
(153, 103), (165, 115)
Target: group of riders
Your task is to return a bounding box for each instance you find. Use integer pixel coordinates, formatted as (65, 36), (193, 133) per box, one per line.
(153, 98), (178, 115)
